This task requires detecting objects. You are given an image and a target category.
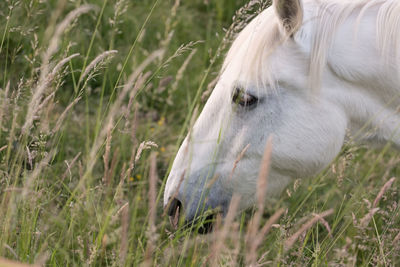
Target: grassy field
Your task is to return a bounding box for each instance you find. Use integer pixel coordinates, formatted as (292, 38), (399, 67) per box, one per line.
(0, 0), (399, 266)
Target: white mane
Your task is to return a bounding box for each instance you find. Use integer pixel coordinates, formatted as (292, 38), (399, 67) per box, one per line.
(222, 0), (400, 92)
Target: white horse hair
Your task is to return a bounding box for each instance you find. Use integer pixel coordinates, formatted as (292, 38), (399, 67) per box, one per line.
(164, 0), (400, 229)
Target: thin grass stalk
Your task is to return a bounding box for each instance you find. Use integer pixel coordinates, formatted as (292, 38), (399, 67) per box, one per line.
(119, 202), (129, 265)
(373, 177), (396, 208)
(170, 48), (197, 94)
(22, 150), (55, 199)
(125, 104), (139, 179)
(393, 231), (400, 244)
(0, 81), (10, 141)
(79, 50), (118, 87)
(103, 126), (112, 185)
(61, 152), (82, 181)
(209, 194), (241, 266)
(6, 86), (23, 165)
(360, 177), (396, 227)
(253, 208), (285, 251)
(126, 73), (151, 124)
(229, 144), (250, 180)
(36, 92), (55, 113)
(135, 141), (158, 164)
(53, 96), (82, 134)
(109, 148), (119, 183)
(0, 0), (15, 55)
(245, 136), (273, 265)
(76, 0), (107, 91)
(112, 0), (161, 95)
(143, 152), (158, 266)
(284, 209), (334, 250)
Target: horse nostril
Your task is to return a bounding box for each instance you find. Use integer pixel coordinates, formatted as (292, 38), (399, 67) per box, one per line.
(168, 198), (182, 229)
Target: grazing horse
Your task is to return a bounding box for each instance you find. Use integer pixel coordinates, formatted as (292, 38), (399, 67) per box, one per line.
(164, 0), (400, 230)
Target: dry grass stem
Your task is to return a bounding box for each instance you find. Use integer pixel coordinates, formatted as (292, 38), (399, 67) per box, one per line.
(245, 136), (273, 265)
(130, 49), (164, 86)
(53, 96), (82, 133)
(22, 150), (55, 199)
(119, 202), (129, 265)
(170, 48), (197, 93)
(80, 50), (118, 82)
(312, 213), (332, 237)
(202, 75), (219, 101)
(284, 209), (334, 250)
(143, 152), (158, 266)
(256, 136), (273, 207)
(359, 208), (380, 228)
(36, 92), (55, 117)
(373, 177), (396, 208)
(127, 73), (151, 117)
(61, 152), (82, 180)
(108, 148), (119, 184)
(206, 174), (220, 189)
(135, 141), (158, 163)
(0, 81), (10, 125)
(26, 146), (33, 170)
(393, 231), (400, 244)
(229, 144), (250, 180)
(103, 127), (112, 184)
(253, 208), (285, 248)
(125, 105), (139, 179)
(360, 177), (396, 227)
(210, 194), (241, 266)
(51, 53), (80, 77)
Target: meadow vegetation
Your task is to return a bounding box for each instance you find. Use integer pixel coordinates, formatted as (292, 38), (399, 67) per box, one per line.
(0, 0), (399, 266)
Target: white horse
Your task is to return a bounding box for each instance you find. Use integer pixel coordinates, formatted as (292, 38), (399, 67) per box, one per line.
(164, 0), (400, 230)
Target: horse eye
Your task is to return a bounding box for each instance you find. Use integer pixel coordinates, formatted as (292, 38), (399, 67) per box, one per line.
(232, 88), (258, 107)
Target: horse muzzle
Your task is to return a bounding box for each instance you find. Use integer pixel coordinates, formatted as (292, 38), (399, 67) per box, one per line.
(166, 197), (217, 234)
(164, 171), (232, 233)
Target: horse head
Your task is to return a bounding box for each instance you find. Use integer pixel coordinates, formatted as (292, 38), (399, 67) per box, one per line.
(164, 0), (400, 232)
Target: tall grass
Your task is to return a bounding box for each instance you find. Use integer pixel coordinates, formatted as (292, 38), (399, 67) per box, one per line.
(0, 0), (399, 266)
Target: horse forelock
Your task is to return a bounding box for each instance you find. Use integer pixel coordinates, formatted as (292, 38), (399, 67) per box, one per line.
(221, 0), (400, 93)
(221, 8), (282, 92)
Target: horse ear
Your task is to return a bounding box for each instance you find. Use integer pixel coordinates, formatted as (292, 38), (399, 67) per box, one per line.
(274, 0), (303, 34)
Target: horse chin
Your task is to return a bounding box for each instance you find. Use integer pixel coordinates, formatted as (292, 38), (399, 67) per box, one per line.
(166, 197), (220, 234)
(195, 213), (216, 234)
(184, 213), (216, 234)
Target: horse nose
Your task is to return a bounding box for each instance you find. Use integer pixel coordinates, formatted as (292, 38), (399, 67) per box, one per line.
(167, 198), (182, 229)
(166, 197), (216, 233)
